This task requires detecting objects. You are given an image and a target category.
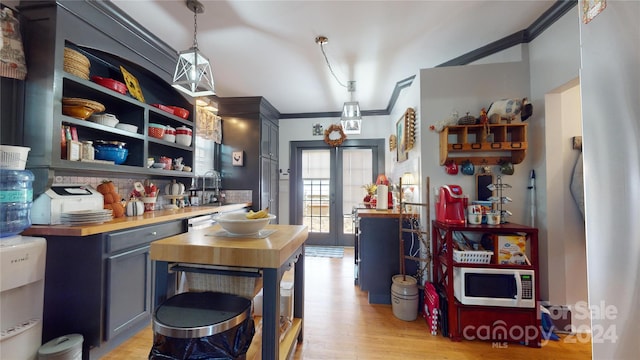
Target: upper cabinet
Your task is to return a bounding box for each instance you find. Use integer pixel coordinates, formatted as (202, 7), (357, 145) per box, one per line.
(439, 124), (527, 165)
(19, 1), (195, 194)
(218, 97), (280, 214)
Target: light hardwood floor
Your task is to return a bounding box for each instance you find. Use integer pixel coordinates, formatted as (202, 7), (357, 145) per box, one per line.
(103, 248), (592, 360)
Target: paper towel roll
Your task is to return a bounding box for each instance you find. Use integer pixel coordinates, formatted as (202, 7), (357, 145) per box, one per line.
(376, 185), (388, 210)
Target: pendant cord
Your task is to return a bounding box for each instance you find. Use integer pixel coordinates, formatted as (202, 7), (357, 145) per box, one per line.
(193, 11), (198, 49)
(319, 42), (347, 89)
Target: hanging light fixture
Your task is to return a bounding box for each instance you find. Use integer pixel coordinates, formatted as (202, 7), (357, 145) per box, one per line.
(172, 0), (215, 97)
(315, 36), (362, 132)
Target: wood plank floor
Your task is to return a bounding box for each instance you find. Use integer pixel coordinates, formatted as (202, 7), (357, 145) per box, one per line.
(103, 247), (592, 359)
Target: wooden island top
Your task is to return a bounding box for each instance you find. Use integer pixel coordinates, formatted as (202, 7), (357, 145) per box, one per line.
(149, 224), (308, 268)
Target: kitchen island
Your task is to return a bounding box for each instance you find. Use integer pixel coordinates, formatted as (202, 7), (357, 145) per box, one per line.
(150, 224), (308, 360)
(355, 209), (421, 304)
(20, 203), (250, 360)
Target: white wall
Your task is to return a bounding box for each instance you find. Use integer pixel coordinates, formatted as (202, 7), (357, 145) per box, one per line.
(580, 1), (640, 358)
(528, 6), (582, 306)
(389, 75), (421, 184)
(544, 80), (588, 330)
(277, 115), (390, 224)
(419, 61), (531, 228)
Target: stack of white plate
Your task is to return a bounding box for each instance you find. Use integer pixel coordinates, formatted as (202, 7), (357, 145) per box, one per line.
(60, 209), (113, 225)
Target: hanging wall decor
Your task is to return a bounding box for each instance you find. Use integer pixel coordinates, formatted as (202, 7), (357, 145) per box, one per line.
(120, 66), (145, 102)
(324, 124), (347, 147)
(389, 134), (397, 151)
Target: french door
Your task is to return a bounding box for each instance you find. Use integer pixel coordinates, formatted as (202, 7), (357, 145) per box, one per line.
(290, 139), (384, 246)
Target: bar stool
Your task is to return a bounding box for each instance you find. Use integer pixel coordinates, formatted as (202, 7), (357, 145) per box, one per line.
(149, 291), (255, 360)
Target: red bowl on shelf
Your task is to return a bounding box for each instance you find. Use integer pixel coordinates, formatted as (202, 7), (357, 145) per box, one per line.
(150, 103), (174, 115)
(91, 75), (127, 95)
(167, 106), (190, 119)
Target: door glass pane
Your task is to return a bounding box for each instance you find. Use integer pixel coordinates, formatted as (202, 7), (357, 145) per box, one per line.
(301, 150), (330, 233)
(342, 149), (373, 234)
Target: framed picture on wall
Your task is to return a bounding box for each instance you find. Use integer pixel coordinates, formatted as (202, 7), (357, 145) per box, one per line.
(396, 116), (408, 162)
(232, 151), (244, 166)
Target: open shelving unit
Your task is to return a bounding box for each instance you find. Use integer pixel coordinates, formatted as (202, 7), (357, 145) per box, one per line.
(439, 123), (528, 165)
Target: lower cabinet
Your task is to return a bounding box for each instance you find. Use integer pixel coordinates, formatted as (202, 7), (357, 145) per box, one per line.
(357, 215), (418, 304)
(358, 216), (400, 304)
(41, 220), (185, 360)
(105, 245), (151, 341)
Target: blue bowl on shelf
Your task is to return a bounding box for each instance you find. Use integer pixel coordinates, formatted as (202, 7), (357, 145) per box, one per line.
(94, 145), (128, 165)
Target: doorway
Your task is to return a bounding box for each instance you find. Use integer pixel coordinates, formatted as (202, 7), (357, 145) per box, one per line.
(289, 139), (385, 246)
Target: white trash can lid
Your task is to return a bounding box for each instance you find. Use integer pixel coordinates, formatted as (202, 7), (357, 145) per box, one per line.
(38, 334), (83, 357)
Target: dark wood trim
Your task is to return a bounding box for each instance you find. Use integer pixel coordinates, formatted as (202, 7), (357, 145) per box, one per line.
(527, 0), (577, 41)
(384, 75), (416, 113)
(437, 31), (527, 67)
(281, 0), (577, 119)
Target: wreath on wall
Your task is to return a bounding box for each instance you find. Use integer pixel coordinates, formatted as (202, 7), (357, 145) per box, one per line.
(324, 124), (347, 147)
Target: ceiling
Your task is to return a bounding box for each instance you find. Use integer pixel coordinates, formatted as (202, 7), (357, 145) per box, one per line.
(110, 0), (559, 117)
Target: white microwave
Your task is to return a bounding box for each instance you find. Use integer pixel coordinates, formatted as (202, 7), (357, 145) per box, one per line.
(453, 267), (535, 308)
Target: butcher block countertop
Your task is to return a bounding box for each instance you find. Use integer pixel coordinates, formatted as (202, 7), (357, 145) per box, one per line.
(150, 224), (308, 268)
(21, 203), (250, 237)
(356, 208), (418, 218)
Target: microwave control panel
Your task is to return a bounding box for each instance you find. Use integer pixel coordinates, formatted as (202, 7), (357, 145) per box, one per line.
(521, 274), (533, 299)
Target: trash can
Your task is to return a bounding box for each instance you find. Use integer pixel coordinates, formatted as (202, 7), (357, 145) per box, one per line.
(149, 291), (255, 360)
(38, 334), (83, 360)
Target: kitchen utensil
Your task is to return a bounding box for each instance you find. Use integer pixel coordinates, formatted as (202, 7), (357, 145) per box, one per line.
(486, 211), (501, 225)
(168, 106), (190, 119)
(89, 113), (119, 127)
(91, 75), (127, 95)
(500, 161), (514, 175)
(461, 160), (474, 175)
(62, 97), (105, 113)
(94, 145), (128, 164)
(159, 156), (172, 170)
(214, 212), (276, 235)
(176, 127), (192, 146)
(115, 123), (138, 133)
(444, 161), (458, 175)
(150, 103), (173, 114)
(163, 125), (176, 143)
(62, 105), (94, 120)
(467, 204), (482, 224)
(148, 123), (166, 139)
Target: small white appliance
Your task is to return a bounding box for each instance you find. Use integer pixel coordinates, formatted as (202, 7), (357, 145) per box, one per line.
(453, 267), (535, 308)
(31, 185), (103, 225)
(0, 236), (47, 360)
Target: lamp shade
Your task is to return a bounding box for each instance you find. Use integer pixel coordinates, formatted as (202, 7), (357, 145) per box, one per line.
(401, 172), (416, 185)
(172, 47), (215, 97)
(341, 101), (361, 120)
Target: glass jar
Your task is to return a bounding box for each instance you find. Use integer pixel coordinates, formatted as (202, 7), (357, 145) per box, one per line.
(81, 141), (94, 160)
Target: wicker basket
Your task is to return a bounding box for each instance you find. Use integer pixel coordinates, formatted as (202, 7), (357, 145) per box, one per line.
(184, 271), (263, 299)
(64, 48), (90, 80)
(452, 250), (493, 264)
(62, 97), (105, 113)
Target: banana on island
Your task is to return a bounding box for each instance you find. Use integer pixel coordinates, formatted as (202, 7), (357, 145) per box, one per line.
(246, 207), (270, 219)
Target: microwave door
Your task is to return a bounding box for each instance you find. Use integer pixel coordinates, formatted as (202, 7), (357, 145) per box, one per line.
(463, 272), (519, 306)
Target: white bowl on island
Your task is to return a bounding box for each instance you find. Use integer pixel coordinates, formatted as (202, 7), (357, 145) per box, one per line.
(214, 212), (276, 235)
